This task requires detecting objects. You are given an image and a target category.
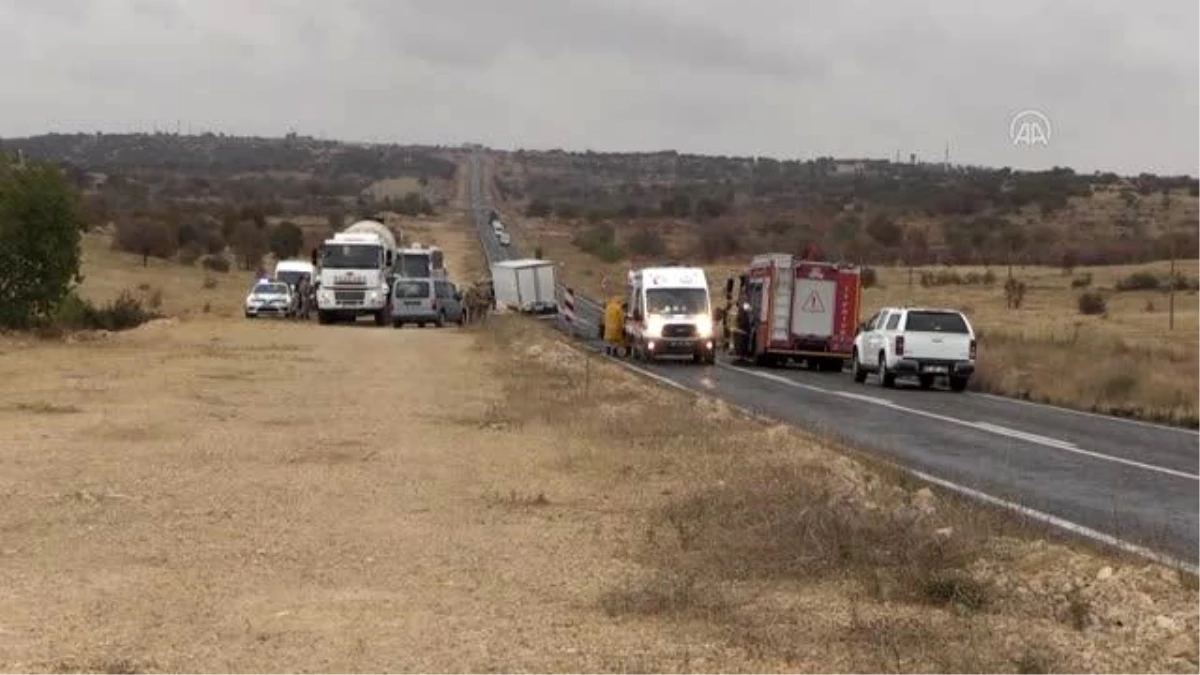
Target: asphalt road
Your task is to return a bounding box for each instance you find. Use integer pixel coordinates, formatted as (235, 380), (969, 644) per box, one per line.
(465, 151), (1200, 568)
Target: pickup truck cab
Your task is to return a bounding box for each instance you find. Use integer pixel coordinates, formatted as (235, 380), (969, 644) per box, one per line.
(851, 306), (976, 392)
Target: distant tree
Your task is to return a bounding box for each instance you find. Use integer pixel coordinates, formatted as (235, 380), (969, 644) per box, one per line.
(865, 213), (903, 248)
(0, 155), (85, 329)
(114, 216), (180, 267)
(695, 196), (729, 219)
(659, 193), (691, 217)
(327, 208), (346, 234)
(269, 221), (304, 260)
(525, 199), (552, 218)
(1000, 224), (1028, 277)
(239, 204), (268, 229)
(231, 220), (269, 271)
(627, 226), (667, 257)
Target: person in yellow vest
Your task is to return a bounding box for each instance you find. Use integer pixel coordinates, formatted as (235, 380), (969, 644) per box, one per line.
(603, 296), (626, 356)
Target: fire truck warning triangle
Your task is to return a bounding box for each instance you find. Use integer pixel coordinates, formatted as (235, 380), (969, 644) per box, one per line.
(800, 289), (826, 313)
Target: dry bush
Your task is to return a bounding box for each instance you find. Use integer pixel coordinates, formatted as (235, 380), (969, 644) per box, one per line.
(1077, 291), (1107, 315)
(972, 330), (1198, 427)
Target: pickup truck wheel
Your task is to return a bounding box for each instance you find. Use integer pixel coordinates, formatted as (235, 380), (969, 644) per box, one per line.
(851, 352), (867, 383)
(918, 374), (935, 389)
(949, 376), (969, 393)
(879, 354), (897, 388)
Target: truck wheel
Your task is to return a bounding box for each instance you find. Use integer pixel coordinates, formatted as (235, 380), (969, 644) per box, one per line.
(392, 320), (403, 329)
(918, 374), (935, 389)
(851, 351), (867, 383)
(879, 354), (896, 388)
(949, 376), (969, 393)
(317, 311), (331, 325)
(374, 310), (387, 327)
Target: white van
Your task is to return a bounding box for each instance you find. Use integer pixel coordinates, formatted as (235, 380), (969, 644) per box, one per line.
(625, 266), (715, 364)
(274, 259), (316, 289)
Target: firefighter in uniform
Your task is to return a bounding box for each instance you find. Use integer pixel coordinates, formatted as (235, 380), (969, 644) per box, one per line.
(603, 296), (626, 356)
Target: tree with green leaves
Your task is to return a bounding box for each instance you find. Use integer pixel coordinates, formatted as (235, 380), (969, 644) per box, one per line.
(269, 221), (304, 260)
(232, 220), (269, 271)
(0, 154), (85, 328)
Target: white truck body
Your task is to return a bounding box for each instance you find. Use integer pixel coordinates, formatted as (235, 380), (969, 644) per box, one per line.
(315, 219), (398, 324)
(490, 259), (557, 313)
(624, 266), (715, 363)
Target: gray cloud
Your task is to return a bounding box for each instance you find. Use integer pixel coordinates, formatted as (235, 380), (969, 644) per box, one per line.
(0, 0), (1195, 174)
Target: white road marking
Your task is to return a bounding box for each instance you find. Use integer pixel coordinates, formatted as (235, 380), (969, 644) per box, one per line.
(908, 468), (1199, 576)
(721, 363), (1199, 482)
(972, 422), (1079, 451)
(971, 391), (1200, 437)
(586, 348), (1199, 575)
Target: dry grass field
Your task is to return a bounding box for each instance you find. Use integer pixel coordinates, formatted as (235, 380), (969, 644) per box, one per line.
(0, 169), (1194, 672)
(506, 209), (1200, 427)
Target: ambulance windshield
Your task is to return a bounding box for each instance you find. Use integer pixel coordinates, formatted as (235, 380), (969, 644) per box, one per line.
(646, 288), (709, 315)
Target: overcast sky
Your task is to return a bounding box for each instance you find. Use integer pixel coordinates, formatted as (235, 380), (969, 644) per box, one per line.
(2, 0), (1196, 175)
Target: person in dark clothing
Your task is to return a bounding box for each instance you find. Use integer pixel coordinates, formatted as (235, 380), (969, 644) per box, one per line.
(735, 300), (752, 357)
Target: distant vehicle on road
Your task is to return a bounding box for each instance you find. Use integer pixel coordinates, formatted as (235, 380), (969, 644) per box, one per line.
(498, 231), (511, 246)
(245, 280), (294, 319)
(390, 277), (464, 328)
(852, 306), (977, 391)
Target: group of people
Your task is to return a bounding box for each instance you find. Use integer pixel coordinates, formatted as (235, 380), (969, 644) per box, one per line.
(289, 276), (315, 320)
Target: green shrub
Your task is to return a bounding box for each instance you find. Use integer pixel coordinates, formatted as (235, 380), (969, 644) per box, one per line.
(51, 290), (159, 332)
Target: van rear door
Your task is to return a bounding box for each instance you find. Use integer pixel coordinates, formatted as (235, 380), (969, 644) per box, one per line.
(900, 310), (973, 360)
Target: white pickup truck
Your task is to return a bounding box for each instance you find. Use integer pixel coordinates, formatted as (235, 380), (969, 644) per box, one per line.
(851, 306), (977, 392)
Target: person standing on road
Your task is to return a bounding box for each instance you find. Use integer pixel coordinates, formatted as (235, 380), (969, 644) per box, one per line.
(603, 296), (625, 356)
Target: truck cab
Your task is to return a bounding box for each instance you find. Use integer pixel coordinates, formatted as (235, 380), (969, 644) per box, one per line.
(315, 222), (396, 325)
(396, 244), (447, 280)
(624, 266), (716, 364)
(851, 306), (977, 391)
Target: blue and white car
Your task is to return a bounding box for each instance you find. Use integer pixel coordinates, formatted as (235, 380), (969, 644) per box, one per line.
(244, 280), (294, 318)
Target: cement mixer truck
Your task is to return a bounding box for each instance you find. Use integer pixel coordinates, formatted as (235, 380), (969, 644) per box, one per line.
(315, 219), (399, 325)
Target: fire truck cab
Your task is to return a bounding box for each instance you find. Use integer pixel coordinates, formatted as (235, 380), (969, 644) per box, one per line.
(726, 254), (862, 371)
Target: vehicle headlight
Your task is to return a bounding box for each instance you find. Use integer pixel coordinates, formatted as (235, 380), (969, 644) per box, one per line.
(645, 316), (665, 338)
(695, 315), (714, 339)
(367, 290), (380, 302)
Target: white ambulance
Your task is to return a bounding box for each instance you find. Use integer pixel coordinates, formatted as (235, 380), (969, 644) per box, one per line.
(624, 265), (716, 364)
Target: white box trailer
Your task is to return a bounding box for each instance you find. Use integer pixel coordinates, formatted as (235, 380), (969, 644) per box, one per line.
(490, 259), (558, 314)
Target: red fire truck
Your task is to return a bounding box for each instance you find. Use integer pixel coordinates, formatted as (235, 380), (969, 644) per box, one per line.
(725, 253), (863, 371)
